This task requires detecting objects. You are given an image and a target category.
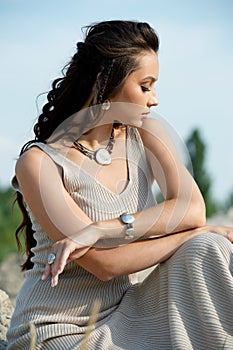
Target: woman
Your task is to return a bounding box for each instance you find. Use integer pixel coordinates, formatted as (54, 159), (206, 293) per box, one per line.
(7, 20), (233, 349)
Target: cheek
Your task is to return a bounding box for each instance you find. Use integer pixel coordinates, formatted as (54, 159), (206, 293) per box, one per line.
(122, 86), (143, 103)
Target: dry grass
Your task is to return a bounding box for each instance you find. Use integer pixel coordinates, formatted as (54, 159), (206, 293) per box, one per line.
(78, 299), (101, 350)
(29, 322), (37, 350)
(28, 299), (101, 350)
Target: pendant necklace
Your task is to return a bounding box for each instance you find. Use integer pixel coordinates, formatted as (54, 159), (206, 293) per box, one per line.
(73, 126), (115, 165)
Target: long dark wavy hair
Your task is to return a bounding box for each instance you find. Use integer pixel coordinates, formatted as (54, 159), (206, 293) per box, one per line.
(15, 20), (159, 270)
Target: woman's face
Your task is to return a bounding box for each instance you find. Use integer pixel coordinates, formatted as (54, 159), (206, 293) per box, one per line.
(110, 50), (159, 127)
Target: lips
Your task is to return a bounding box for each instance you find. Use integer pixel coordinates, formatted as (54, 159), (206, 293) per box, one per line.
(141, 112), (150, 119)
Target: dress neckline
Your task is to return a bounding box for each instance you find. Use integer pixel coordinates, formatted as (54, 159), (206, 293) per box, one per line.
(42, 126), (133, 197)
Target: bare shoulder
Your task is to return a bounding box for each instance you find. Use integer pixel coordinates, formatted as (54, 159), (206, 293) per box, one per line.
(137, 119), (186, 180)
(138, 118), (168, 143)
(138, 118), (176, 152)
(16, 146), (43, 167)
(15, 145), (52, 178)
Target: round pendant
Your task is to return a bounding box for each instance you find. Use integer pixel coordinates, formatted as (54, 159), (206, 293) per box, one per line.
(94, 148), (112, 165)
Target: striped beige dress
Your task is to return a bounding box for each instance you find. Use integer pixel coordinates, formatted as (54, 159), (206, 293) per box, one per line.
(7, 127), (233, 349)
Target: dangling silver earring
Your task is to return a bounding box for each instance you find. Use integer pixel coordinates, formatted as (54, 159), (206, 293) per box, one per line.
(101, 99), (111, 111)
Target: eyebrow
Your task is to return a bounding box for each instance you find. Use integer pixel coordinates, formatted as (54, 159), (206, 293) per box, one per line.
(141, 76), (157, 83)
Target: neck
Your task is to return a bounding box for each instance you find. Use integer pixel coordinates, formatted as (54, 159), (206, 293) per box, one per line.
(79, 124), (114, 149)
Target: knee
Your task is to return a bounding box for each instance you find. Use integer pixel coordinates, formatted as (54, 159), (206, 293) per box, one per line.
(178, 232), (232, 266)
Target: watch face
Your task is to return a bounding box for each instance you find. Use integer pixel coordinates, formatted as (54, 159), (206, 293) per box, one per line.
(121, 213), (135, 224)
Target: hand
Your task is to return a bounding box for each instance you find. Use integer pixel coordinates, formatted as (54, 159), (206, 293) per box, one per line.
(42, 224), (101, 287)
(191, 224), (233, 243)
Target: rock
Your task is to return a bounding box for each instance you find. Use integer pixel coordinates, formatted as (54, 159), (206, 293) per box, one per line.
(0, 254), (25, 306)
(0, 289), (14, 349)
(0, 340), (7, 350)
(0, 255), (25, 349)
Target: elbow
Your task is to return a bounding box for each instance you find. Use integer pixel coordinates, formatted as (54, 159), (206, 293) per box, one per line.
(99, 274), (114, 282)
(198, 206), (206, 227)
(98, 269), (125, 281)
(86, 261), (116, 281)
(182, 180), (206, 229)
(94, 269), (115, 281)
(189, 196), (206, 228)
(193, 209), (206, 228)
(78, 249), (122, 281)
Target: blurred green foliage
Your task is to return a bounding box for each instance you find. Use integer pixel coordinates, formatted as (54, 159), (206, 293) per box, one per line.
(186, 128), (218, 218)
(0, 187), (22, 262)
(224, 191), (233, 212)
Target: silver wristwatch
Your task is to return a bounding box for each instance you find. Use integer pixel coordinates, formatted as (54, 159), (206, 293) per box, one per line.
(120, 213), (135, 239)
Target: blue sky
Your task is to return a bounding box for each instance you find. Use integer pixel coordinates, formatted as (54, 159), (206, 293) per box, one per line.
(0, 0), (232, 203)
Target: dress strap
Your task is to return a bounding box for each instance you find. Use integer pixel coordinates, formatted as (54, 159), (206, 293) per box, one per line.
(11, 142), (67, 192)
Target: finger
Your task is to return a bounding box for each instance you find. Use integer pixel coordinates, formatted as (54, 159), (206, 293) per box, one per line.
(50, 259), (61, 288)
(51, 272), (59, 288)
(52, 246), (71, 276)
(69, 246), (91, 260)
(50, 257), (73, 287)
(41, 264), (51, 281)
(49, 246), (72, 287)
(227, 232), (233, 243)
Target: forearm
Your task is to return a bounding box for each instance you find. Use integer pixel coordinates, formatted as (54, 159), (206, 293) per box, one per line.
(93, 194), (206, 242)
(45, 223), (233, 286)
(134, 194), (206, 236)
(76, 228), (201, 280)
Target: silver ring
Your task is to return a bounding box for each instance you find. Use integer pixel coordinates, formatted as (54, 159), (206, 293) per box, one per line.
(47, 253), (56, 265)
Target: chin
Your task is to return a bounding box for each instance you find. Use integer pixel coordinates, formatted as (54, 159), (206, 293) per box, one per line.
(129, 119), (144, 128)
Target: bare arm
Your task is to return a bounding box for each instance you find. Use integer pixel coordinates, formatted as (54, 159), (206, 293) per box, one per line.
(76, 229), (205, 281)
(138, 118), (206, 232)
(15, 147), (94, 242)
(46, 224), (233, 285)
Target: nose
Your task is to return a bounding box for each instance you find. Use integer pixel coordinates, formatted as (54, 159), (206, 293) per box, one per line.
(147, 90), (159, 107)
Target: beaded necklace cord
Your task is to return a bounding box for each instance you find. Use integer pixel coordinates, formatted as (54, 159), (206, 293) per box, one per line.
(73, 126), (115, 165)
